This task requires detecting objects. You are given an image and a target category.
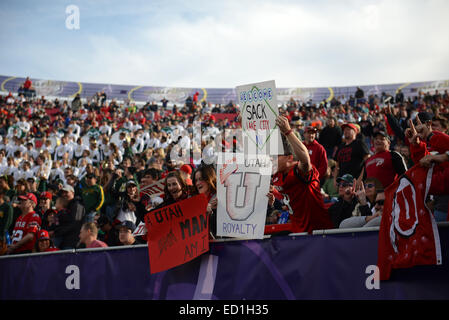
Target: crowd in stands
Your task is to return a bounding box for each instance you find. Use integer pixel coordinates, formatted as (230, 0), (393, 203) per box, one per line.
(1, 76), (449, 255)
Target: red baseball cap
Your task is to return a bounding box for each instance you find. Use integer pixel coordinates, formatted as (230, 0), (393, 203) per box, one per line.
(38, 229), (50, 240)
(341, 123), (359, 134)
(305, 126), (318, 133)
(180, 164), (192, 175)
(18, 193), (38, 205)
(40, 191), (53, 200)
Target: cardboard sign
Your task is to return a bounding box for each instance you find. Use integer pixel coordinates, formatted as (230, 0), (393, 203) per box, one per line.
(140, 179), (165, 198)
(216, 153), (272, 239)
(145, 194), (209, 274)
(236, 80), (283, 155)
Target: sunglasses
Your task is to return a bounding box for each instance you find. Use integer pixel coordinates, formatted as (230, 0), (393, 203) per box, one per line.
(338, 182), (353, 188)
(365, 183), (375, 189)
(375, 199), (385, 206)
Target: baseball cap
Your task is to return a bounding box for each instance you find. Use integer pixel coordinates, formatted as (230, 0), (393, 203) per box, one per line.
(40, 191), (53, 200)
(38, 229), (50, 240)
(341, 123), (359, 134)
(119, 220), (136, 233)
(417, 111), (433, 123)
(126, 179), (137, 187)
(305, 126), (318, 133)
(336, 174), (355, 184)
(61, 184), (75, 193)
(180, 164), (192, 175)
(18, 193), (38, 205)
(373, 131), (390, 141)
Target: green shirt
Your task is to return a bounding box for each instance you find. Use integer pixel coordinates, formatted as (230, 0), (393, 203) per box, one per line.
(322, 178), (339, 198)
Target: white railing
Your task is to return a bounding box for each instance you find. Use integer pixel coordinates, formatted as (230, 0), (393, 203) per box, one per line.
(1, 221), (448, 260)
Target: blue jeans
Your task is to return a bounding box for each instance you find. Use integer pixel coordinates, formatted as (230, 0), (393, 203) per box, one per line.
(85, 211), (97, 223)
(434, 210), (447, 222)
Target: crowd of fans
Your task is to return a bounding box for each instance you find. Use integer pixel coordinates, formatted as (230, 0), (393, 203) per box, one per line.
(1, 76), (449, 255)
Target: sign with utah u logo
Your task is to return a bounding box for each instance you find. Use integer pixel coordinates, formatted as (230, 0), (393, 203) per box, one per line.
(390, 176), (420, 253)
(216, 153), (272, 239)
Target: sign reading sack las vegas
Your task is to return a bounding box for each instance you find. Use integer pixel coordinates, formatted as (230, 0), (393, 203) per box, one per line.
(236, 80), (283, 155)
(216, 152), (272, 239)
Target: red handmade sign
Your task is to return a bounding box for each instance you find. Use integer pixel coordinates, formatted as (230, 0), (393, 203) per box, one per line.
(144, 194), (209, 274)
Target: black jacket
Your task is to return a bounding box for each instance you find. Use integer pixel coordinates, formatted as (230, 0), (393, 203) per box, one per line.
(54, 197), (85, 249)
(328, 197), (359, 228)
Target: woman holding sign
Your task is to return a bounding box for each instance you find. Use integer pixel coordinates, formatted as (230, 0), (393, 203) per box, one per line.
(152, 171), (190, 210)
(192, 164), (217, 238)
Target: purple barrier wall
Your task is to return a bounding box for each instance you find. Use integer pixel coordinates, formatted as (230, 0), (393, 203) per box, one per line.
(2, 74), (449, 105)
(1, 226), (449, 300)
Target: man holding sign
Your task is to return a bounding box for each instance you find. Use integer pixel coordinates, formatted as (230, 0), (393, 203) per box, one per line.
(272, 116), (334, 233)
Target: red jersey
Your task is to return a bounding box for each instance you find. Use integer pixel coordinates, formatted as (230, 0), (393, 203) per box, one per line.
(304, 140), (328, 179)
(11, 211), (41, 253)
(272, 165), (333, 233)
(365, 150), (396, 188)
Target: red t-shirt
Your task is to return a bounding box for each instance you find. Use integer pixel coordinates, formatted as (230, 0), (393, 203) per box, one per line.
(24, 79), (32, 89)
(272, 165), (333, 233)
(365, 150), (396, 189)
(87, 239), (108, 248)
(304, 140), (328, 179)
(11, 211), (41, 253)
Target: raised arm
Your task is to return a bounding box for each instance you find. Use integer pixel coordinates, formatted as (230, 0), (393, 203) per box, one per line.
(275, 115), (311, 174)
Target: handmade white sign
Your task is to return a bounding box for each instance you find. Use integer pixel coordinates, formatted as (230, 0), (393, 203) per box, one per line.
(236, 80), (283, 155)
(216, 153), (272, 239)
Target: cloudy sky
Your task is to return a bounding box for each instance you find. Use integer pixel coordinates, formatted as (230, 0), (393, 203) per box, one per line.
(0, 0), (448, 88)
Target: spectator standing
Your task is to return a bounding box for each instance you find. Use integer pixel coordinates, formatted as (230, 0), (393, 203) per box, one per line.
(0, 189), (13, 245)
(271, 116), (334, 234)
(180, 164), (193, 187)
(303, 126), (328, 181)
(152, 171), (189, 210)
(81, 173), (104, 222)
(335, 123), (370, 179)
(7, 193), (41, 254)
(318, 117), (342, 159)
(193, 164), (217, 238)
(358, 113), (373, 150)
(364, 131), (407, 189)
(53, 185), (85, 249)
(37, 191), (53, 220)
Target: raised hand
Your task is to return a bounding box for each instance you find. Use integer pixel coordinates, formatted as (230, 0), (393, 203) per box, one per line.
(354, 178), (367, 205)
(275, 115), (291, 135)
(405, 118), (420, 145)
